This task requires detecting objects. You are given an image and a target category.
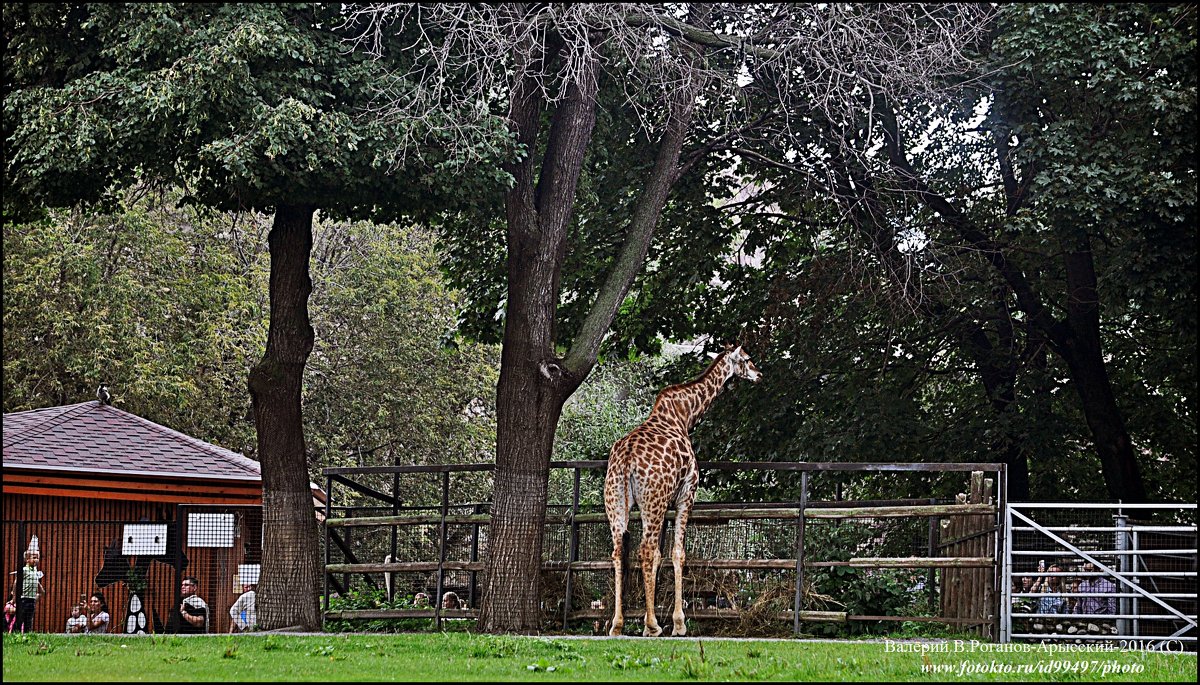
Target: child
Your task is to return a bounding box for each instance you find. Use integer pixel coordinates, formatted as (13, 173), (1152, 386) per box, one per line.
(66, 603), (87, 633)
(3, 593), (16, 633)
(10, 550), (45, 633)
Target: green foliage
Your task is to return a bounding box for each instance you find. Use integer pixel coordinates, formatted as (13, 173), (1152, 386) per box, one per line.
(549, 358), (662, 504)
(3, 3), (509, 220)
(303, 217), (500, 481)
(323, 589), (436, 634)
(985, 2), (1197, 501)
(3, 191), (499, 486)
(802, 522), (933, 637)
(2, 188), (264, 452)
(663, 2), (1196, 505)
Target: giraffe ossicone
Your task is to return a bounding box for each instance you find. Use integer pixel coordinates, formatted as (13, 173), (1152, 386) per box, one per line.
(603, 344), (762, 637)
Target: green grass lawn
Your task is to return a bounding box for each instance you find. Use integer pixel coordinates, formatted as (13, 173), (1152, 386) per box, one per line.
(2, 632), (1195, 682)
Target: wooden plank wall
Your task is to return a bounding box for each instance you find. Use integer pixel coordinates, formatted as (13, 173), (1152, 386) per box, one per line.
(4, 494), (260, 634)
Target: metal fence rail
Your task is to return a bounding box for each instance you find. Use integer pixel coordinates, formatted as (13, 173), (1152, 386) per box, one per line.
(1002, 503), (1197, 651)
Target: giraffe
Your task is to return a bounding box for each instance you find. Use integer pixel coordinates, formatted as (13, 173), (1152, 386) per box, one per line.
(604, 345), (762, 637)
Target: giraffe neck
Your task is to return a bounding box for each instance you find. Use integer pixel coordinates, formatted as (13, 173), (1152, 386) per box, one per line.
(651, 353), (733, 431)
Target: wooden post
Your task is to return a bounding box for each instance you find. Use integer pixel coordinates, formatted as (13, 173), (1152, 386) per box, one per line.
(324, 475), (333, 613)
(927, 498), (938, 611)
(793, 471), (808, 636)
(562, 467), (582, 631)
(993, 465), (1006, 642)
(434, 471), (449, 630)
(389, 470), (399, 603)
(981, 477), (994, 639)
(469, 502), (481, 612)
(964, 471), (985, 637)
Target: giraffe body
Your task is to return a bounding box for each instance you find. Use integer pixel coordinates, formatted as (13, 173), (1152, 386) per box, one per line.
(604, 346), (761, 637)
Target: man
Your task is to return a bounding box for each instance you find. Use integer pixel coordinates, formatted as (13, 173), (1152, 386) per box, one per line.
(1075, 562), (1117, 615)
(169, 577), (209, 633)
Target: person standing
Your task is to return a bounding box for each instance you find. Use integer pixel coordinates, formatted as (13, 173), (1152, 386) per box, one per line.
(228, 583), (256, 632)
(10, 550), (45, 633)
(169, 577), (209, 634)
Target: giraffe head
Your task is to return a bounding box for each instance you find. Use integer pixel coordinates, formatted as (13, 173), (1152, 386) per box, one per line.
(726, 345), (762, 383)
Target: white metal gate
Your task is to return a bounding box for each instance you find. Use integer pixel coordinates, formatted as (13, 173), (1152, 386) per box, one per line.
(1002, 503), (1197, 650)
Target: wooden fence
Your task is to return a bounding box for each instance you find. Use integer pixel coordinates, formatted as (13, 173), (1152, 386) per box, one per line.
(321, 461), (1006, 636)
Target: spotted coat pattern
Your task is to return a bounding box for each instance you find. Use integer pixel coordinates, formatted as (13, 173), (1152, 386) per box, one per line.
(603, 346), (761, 637)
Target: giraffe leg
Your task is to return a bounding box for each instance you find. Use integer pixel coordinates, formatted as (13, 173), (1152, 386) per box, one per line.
(604, 462), (630, 637)
(609, 528), (626, 637)
(671, 474), (698, 636)
(639, 503), (666, 637)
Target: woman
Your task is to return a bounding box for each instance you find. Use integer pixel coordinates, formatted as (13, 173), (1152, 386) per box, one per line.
(86, 592), (110, 634)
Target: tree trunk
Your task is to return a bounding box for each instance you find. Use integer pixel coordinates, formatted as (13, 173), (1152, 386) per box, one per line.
(965, 326), (1030, 500)
(877, 105), (1146, 503)
(477, 45), (598, 631)
(1059, 243), (1147, 502)
(477, 26), (702, 631)
(247, 203), (323, 630)
(478, 345), (574, 632)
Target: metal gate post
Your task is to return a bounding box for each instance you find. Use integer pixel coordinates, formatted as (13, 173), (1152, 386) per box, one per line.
(1000, 503), (1013, 643)
(1115, 512), (1131, 637)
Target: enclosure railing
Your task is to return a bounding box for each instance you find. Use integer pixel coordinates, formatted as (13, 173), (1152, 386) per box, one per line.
(1003, 502), (1197, 650)
(321, 461), (1006, 636)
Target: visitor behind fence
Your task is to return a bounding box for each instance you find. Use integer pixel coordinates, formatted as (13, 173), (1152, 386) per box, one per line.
(66, 603), (87, 633)
(169, 576), (209, 633)
(441, 591), (459, 610)
(10, 550), (45, 633)
(1074, 562), (1117, 615)
(1032, 564), (1068, 614)
(229, 583), (256, 632)
(4, 593), (17, 633)
(86, 592), (110, 634)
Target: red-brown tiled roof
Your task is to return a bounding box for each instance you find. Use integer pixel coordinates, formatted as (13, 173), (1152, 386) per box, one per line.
(2, 401), (260, 481)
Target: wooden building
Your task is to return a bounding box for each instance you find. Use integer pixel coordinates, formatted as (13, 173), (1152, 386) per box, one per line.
(3, 400), (275, 634)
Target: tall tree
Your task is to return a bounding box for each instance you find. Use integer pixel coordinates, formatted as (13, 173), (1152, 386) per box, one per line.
(675, 3), (1196, 503)
(4, 3), (496, 629)
(349, 3), (991, 631)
